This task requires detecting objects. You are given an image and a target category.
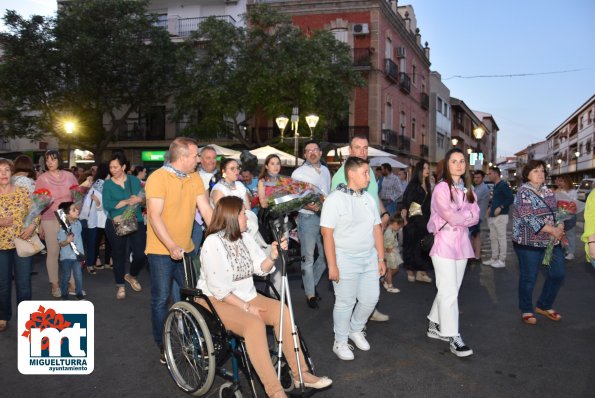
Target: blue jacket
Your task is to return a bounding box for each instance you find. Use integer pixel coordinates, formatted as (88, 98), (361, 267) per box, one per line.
(489, 180), (514, 217)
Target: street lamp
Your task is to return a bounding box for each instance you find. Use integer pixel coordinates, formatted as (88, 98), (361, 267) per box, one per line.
(451, 136), (459, 146)
(575, 151), (580, 158)
(275, 115), (289, 140)
(467, 148), (473, 155)
(63, 119), (77, 168)
(557, 158), (562, 175)
(291, 107), (300, 167)
(305, 114), (319, 138)
(473, 126), (485, 155)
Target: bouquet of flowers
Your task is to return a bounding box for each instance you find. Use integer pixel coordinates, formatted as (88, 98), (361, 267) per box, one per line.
(23, 188), (53, 227)
(120, 188), (146, 222)
(69, 185), (89, 208)
(266, 176), (323, 219)
(542, 199), (577, 266)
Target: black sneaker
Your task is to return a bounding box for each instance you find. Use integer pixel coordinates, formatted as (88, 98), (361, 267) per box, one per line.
(306, 296), (319, 309)
(426, 320), (448, 341)
(449, 335), (473, 357)
(159, 346), (166, 365)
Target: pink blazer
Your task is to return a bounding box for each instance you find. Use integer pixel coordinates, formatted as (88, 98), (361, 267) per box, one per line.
(427, 181), (480, 260)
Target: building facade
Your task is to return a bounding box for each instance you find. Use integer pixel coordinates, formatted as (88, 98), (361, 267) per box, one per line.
(254, 0), (431, 168)
(428, 71), (450, 166)
(546, 94), (595, 181)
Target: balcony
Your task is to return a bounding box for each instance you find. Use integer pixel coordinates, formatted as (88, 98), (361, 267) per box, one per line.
(420, 92), (429, 110)
(384, 58), (399, 83)
(398, 72), (411, 94)
(420, 144), (429, 157)
(381, 129), (398, 147)
(399, 135), (411, 152)
(158, 15), (237, 37)
(327, 125), (369, 143)
(353, 48), (372, 68)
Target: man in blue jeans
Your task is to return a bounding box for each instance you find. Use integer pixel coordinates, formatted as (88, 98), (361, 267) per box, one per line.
(145, 137), (213, 364)
(291, 141), (331, 309)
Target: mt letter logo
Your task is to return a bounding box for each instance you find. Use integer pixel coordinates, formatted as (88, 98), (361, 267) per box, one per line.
(18, 301), (94, 375)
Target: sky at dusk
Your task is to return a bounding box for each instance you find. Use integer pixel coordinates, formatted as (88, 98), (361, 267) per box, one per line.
(3, 0), (595, 158)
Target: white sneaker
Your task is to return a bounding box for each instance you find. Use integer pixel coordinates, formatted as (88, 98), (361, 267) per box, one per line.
(369, 309), (389, 322)
(490, 260), (506, 268)
(482, 259), (496, 266)
(565, 254), (575, 260)
(332, 341), (354, 360)
(348, 331), (370, 351)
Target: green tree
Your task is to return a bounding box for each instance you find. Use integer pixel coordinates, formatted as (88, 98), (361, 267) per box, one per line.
(173, 4), (364, 147)
(0, 0), (177, 158)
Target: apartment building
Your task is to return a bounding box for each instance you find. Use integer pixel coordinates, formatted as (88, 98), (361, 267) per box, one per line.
(546, 94), (595, 180)
(252, 0), (431, 168)
(429, 71), (450, 166)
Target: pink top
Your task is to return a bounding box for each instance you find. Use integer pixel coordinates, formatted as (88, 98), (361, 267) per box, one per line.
(35, 170), (79, 221)
(427, 181), (480, 260)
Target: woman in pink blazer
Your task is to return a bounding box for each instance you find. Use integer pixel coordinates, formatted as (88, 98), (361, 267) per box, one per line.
(425, 148), (479, 358)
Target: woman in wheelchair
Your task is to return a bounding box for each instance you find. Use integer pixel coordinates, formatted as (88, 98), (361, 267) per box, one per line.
(198, 196), (332, 398)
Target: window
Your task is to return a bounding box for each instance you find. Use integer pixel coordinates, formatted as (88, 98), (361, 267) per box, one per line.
(331, 28), (348, 43)
(400, 111), (406, 136)
(589, 110), (593, 123)
(411, 118), (416, 140)
(437, 97), (443, 114)
(443, 102), (449, 118)
(385, 101), (393, 129)
(412, 64), (417, 84)
(587, 140), (592, 154)
(385, 37), (392, 60)
(437, 133), (444, 148)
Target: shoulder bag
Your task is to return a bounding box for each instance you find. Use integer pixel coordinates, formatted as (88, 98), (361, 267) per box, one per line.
(14, 234), (45, 257)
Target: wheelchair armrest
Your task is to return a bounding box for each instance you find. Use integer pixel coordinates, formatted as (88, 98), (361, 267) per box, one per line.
(181, 287), (203, 298)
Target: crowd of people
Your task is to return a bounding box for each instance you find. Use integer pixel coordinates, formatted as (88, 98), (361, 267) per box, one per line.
(0, 135), (589, 395)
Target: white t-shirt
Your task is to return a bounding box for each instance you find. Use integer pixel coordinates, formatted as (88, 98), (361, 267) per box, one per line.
(198, 232), (273, 301)
(210, 181), (249, 208)
(320, 189), (380, 258)
(291, 163), (331, 215)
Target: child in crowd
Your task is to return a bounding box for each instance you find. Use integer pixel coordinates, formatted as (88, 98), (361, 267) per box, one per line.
(57, 201), (85, 300)
(383, 215), (404, 293)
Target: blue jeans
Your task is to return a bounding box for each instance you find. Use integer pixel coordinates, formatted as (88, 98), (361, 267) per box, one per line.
(514, 245), (565, 313)
(191, 221), (203, 257)
(147, 254), (185, 346)
(0, 249), (32, 321)
(297, 213), (326, 297)
(85, 226), (98, 268)
(60, 259), (83, 297)
(332, 251), (380, 343)
(382, 199), (397, 216)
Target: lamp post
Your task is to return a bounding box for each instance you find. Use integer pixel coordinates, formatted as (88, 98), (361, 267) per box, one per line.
(557, 158), (562, 175)
(276, 109), (319, 167)
(451, 136), (459, 147)
(473, 126), (485, 153)
(64, 120), (76, 168)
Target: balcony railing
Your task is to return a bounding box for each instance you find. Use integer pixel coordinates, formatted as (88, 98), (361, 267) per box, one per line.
(420, 144), (429, 157)
(381, 129), (398, 147)
(420, 92), (429, 110)
(384, 58), (399, 83)
(353, 48), (372, 68)
(156, 15), (237, 37)
(327, 125), (369, 143)
(398, 72), (411, 94)
(399, 135), (411, 152)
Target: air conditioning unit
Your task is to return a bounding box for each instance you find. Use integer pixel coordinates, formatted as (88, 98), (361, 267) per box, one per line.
(352, 23), (369, 35)
(396, 47), (406, 58)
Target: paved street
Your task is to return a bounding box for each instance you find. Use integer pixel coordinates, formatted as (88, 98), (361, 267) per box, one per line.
(1, 224), (595, 398)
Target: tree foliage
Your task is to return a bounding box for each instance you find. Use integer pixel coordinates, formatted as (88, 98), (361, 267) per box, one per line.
(0, 0), (177, 156)
(174, 4), (364, 146)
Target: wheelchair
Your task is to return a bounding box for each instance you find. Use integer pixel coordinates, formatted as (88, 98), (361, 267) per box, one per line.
(162, 253), (315, 397)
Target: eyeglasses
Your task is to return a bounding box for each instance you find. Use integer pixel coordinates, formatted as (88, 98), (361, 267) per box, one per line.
(305, 149), (320, 154)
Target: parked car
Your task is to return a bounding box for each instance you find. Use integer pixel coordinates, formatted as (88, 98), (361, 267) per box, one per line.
(577, 178), (595, 201)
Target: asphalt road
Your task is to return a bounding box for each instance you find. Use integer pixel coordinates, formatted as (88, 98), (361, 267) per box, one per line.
(1, 224), (595, 398)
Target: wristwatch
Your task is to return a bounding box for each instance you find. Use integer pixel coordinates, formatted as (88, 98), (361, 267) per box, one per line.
(378, 258), (386, 263)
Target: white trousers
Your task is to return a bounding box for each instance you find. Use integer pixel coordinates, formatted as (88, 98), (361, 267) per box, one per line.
(427, 255), (467, 337)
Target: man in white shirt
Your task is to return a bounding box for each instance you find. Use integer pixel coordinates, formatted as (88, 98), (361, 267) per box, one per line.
(291, 141), (331, 309)
(379, 163), (401, 216)
(191, 146), (219, 255)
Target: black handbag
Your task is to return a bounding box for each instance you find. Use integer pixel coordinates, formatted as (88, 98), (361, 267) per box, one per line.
(420, 222), (447, 252)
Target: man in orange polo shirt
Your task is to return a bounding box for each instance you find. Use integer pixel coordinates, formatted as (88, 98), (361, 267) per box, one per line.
(145, 137), (213, 363)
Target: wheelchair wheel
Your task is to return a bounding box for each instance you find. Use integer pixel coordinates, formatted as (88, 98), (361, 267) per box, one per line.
(219, 382), (242, 398)
(163, 301), (216, 396)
